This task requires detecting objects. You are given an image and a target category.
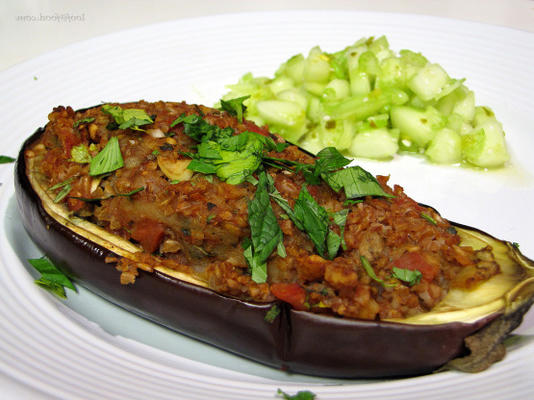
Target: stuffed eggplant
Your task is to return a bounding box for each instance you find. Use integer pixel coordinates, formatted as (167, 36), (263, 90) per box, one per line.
(15, 100), (534, 378)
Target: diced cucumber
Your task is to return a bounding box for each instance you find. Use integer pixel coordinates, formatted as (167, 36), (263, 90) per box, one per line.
(221, 35), (509, 167)
(349, 128), (399, 159)
(462, 120), (508, 168)
(306, 96), (323, 123)
(425, 128), (462, 164)
(452, 88), (475, 122)
(376, 57), (404, 88)
(322, 79), (350, 101)
(408, 63), (449, 101)
(303, 81), (326, 96)
(349, 71), (371, 96)
(277, 88), (309, 110)
(279, 54), (306, 84)
(269, 76), (295, 95)
(319, 118), (355, 151)
(358, 51), (380, 78)
(304, 47), (331, 83)
(390, 106), (444, 148)
(256, 100), (307, 142)
(368, 36), (394, 61)
(473, 106), (496, 127)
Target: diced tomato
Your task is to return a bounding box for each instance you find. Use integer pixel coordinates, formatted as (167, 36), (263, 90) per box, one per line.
(270, 283), (307, 310)
(243, 120), (270, 137)
(131, 219), (166, 253)
(393, 252), (438, 282)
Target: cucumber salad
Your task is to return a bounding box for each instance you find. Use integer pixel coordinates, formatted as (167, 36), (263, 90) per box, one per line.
(221, 36), (509, 168)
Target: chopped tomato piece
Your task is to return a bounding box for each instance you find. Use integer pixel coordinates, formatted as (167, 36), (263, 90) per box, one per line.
(393, 252), (438, 282)
(243, 120), (270, 137)
(270, 283), (307, 310)
(131, 219), (166, 253)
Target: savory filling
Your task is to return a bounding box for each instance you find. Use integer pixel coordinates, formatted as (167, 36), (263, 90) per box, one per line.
(26, 100), (500, 320)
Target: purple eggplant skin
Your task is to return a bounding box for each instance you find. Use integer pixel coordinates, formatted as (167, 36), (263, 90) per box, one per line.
(14, 125), (503, 379)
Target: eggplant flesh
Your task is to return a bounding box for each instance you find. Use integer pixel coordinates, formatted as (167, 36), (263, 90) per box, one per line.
(15, 122), (534, 379)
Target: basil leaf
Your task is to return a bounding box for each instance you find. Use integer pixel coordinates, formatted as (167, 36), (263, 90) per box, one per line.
(0, 155), (16, 164)
(73, 117), (95, 128)
(331, 208), (349, 251)
(28, 256), (76, 298)
(392, 267), (422, 286)
(265, 173), (303, 230)
(314, 146), (351, 175)
(102, 104), (153, 131)
(89, 136), (124, 176)
(360, 255), (396, 287)
(277, 389), (316, 400)
(324, 166), (394, 199)
(264, 304), (281, 323)
(293, 186), (330, 258)
(243, 243), (267, 283)
(246, 171), (283, 283)
(219, 95), (250, 123)
(70, 144), (91, 163)
(326, 229), (341, 259)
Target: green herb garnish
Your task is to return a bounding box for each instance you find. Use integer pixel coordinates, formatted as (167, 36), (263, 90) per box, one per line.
(293, 186), (330, 258)
(48, 177), (74, 203)
(277, 389), (316, 400)
(360, 255), (396, 287)
(71, 186), (144, 202)
(264, 304), (281, 323)
(102, 104), (153, 131)
(70, 144), (92, 163)
(512, 242), (520, 249)
(245, 171), (284, 283)
(421, 212), (437, 225)
(392, 267), (422, 286)
(0, 155), (16, 164)
(28, 256), (76, 299)
(89, 136), (124, 176)
(73, 117), (95, 128)
(324, 166), (394, 199)
(219, 95), (250, 123)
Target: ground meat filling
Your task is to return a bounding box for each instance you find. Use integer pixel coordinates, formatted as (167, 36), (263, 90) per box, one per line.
(28, 101), (500, 320)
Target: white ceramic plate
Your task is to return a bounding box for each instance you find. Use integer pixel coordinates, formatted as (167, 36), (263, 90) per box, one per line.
(1, 10), (534, 400)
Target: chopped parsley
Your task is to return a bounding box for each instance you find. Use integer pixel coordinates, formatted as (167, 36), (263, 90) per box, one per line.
(28, 256), (76, 299)
(277, 389), (316, 400)
(264, 304), (281, 323)
(219, 95), (250, 123)
(392, 267), (422, 286)
(70, 144), (92, 163)
(73, 117), (95, 128)
(360, 256), (396, 287)
(245, 171), (284, 283)
(102, 104), (153, 131)
(89, 136), (124, 176)
(0, 155), (16, 164)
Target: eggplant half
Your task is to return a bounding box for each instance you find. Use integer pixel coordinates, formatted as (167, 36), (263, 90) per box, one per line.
(15, 103), (534, 378)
